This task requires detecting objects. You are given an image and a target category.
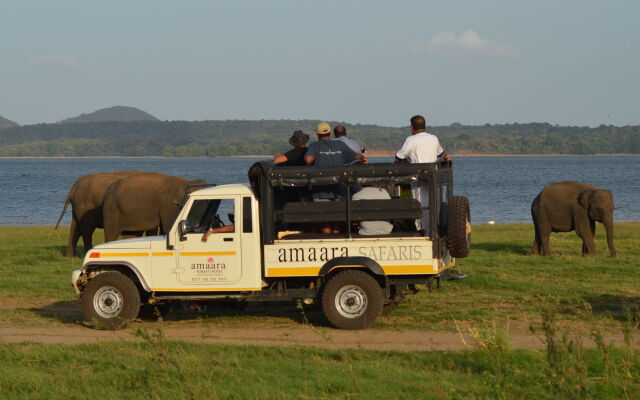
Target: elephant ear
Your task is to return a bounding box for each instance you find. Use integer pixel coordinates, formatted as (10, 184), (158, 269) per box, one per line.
(578, 190), (592, 209)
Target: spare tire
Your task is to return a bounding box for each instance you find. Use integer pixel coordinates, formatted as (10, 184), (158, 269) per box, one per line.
(447, 196), (471, 258)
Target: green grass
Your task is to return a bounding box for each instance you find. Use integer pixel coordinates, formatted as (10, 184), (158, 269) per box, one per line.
(1, 224), (639, 332)
(1, 326), (640, 400)
(380, 222), (640, 329)
(2, 225), (640, 399)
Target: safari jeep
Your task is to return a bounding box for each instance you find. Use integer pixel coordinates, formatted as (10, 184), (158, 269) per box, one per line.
(71, 161), (471, 330)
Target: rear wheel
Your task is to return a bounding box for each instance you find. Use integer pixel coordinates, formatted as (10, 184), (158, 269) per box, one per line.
(321, 270), (384, 330)
(447, 196), (471, 258)
(82, 271), (141, 330)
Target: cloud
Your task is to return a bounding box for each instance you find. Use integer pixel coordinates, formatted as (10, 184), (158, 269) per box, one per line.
(413, 30), (516, 57)
(28, 54), (79, 68)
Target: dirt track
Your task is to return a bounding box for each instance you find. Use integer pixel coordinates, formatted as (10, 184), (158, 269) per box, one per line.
(0, 298), (626, 351)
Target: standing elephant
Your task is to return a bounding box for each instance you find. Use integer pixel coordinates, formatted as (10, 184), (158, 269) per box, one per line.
(102, 172), (205, 243)
(531, 181), (616, 257)
(55, 171), (145, 257)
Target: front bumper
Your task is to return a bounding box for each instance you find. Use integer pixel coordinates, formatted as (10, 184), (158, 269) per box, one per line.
(71, 269), (82, 295)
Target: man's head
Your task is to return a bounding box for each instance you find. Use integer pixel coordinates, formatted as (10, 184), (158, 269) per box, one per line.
(288, 130), (309, 148)
(410, 115), (426, 134)
(333, 125), (347, 138)
(316, 122), (332, 140)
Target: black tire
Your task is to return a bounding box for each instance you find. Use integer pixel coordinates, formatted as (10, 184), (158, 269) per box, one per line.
(447, 196), (471, 258)
(82, 271), (141, 330)
(381, 299), (401, 316)
(321, 270), (384, 330)
(138, 302), (172, 321)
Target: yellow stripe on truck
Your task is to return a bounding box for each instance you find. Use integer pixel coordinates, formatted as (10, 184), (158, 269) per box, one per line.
(267, 267), (321, 277)
(382, 265), (435, 274)
(98, 252), (149, 257)
(266, 264), (436, 277)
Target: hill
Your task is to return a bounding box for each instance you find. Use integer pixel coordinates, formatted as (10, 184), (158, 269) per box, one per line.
(0, 119), (638, 156)
(0, 116), (19, 130)
(57, 106), (158, 124)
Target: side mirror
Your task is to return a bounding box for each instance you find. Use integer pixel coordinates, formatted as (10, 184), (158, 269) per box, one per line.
(179, 220), (188, 241)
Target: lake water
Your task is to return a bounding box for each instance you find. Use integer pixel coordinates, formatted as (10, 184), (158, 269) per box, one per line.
(0, 156), (638, 226)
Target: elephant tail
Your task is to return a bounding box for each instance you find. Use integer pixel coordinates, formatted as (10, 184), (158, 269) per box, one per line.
(55, 183), (76, 230)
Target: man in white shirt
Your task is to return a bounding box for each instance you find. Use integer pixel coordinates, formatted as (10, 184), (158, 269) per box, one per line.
(352, 186), (394, 235)
(395, 115), (450, 235)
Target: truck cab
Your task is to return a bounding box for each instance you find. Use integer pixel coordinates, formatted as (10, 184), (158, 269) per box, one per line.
(72, 161), (470, 330)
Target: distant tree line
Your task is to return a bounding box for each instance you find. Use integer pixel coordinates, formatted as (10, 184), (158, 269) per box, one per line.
(0, 120), (638, 156)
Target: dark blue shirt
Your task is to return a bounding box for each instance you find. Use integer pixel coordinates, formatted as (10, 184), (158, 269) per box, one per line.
(306, 139), (357, 167)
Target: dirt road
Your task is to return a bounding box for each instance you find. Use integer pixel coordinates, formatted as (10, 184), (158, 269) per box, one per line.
(0, 298), (625, 351)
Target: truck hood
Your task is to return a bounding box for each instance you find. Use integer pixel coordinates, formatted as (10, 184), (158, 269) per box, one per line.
(91, 236), (166, 250)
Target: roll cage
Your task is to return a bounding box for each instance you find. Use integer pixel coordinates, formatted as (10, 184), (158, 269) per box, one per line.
(248, 160), (454, 258)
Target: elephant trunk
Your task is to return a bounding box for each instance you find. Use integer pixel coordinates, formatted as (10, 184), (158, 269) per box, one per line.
(602, 215), (616, 257)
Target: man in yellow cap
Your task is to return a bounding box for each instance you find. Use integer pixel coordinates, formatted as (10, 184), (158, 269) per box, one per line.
(305, 122), (367, 234)
(304, 122), (366, 168)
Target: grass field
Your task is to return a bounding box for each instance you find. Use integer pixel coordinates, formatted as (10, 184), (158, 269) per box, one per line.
(1, 223), (639, 330)
(1, 320), (640, 399)
(1, 223), (639, 399)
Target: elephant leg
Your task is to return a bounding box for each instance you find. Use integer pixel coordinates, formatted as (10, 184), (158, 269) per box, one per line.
(103, 217), (121, 243)
(145, 228), (159, 236)
(539, 227), (552, 256)
(579, 220), (596, 256)
(531, 239), (539, 255)
(79, 224), (95, 255)
(530, 203), (546, 256)
(531, 222), (542, 255)
(582, 220), (596, 255)
(66, 217), (81, 257)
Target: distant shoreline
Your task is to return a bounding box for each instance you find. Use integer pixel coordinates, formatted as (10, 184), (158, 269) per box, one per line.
(1, 153), (639, 159)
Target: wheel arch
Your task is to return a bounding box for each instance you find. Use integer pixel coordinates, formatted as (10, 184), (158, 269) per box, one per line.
(318, 257), (388, 291)
(319, 257), (384, 277)
(84, 262), (152, 293)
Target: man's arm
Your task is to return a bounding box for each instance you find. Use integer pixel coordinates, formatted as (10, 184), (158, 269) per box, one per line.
(305, 143), (317, 165)
(201, 225), (235, 242)
(438, 151), (451, 161)
(273, 153), (288, 164)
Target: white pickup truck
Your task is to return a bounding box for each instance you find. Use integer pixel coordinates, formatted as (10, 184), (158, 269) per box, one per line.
(72, 161), (470, 330)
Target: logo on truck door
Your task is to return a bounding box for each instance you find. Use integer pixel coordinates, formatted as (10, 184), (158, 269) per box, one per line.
(277, 245), (423, 263)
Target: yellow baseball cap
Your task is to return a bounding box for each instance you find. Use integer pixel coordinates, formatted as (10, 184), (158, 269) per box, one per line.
(316, 122), (331, 135)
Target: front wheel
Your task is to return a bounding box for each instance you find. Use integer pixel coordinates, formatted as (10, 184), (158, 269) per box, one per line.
(82, 271), (141, 330)
(321, 270), (384, 330)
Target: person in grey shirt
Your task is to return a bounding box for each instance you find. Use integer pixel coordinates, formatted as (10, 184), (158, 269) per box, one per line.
(352, 186), (393, 235)
(333, 125), (363, 154)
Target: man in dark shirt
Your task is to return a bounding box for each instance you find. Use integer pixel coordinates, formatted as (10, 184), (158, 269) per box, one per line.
(304, 122), (366, 167)
(305, 122), (367, 234)
(273, 130), (309, 166)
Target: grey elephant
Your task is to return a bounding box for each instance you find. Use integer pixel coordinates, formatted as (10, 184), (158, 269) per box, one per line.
(102, 172), (205, 243)
(531, 181), (616, 257)
(55, 171), (146, 257)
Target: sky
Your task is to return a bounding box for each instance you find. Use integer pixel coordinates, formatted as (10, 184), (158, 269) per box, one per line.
(1, 0), (639, 127)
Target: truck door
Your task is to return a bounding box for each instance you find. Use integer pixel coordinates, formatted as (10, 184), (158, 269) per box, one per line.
(176, 196), (242, 284)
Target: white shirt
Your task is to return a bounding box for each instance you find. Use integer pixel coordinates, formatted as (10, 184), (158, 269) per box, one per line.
(395, 131), (443, 163)
(352, 187), (393, 235)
